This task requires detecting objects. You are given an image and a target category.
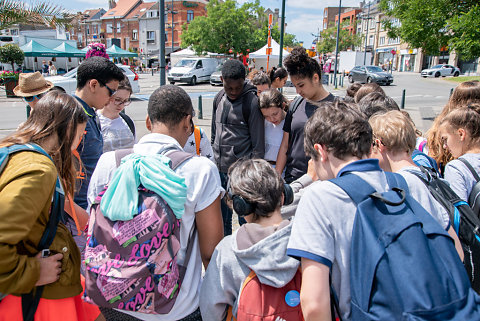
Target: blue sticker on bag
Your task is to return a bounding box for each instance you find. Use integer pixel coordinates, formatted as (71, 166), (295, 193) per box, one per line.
(285, 290), (300, 307)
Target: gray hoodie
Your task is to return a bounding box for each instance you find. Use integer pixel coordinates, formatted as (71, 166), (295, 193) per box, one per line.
(199, 221), (299, 320)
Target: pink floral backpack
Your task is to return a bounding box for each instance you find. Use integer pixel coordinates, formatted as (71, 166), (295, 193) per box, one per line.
(84, 149), (194, 314)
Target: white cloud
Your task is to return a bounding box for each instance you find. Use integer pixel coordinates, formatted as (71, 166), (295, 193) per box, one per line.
(286, 13), (323, 35)
(77, 0), (108, 6)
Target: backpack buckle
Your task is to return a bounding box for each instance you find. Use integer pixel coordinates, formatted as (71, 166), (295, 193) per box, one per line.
(370, 187), (406, 206)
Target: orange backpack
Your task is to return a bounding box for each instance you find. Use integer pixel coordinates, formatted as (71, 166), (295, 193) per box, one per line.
(226, 270), (304, 321)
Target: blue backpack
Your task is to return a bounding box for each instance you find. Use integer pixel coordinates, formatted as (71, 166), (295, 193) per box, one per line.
(330, 171), (480, 321)
(411, 149), (439, 175)
(0, 143), (64, 321)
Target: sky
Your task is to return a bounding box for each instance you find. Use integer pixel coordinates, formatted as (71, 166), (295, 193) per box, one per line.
(49, 0), (364, 47)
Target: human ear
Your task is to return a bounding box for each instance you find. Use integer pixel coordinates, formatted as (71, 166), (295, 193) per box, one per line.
(146, 115), (152, 131)
(314, 143), (328, 162)
(458, 128), (467, 142)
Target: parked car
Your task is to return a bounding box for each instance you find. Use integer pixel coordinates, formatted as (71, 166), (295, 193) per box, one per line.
(210, 63), (223, 86)
(168, 58), (218, 85)
(348, 65), (393, 86)
(421, 64), (460, 78)
(47, 64), (140, 94)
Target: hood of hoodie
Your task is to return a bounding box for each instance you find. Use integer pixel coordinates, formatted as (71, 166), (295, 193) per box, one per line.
(232, 221), (299, 288)
(133, 133), (182, 156)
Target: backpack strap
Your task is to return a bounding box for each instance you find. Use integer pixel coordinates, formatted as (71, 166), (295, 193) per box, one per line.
(119, 112), (136, 137)
(290, 96), (305, 115)
(418, 140), (427, 152)
(114, 148), (134, 167)
(193, 126), (201, 156)
(165, 149), (194, 170)
(459, 157), (480, 182)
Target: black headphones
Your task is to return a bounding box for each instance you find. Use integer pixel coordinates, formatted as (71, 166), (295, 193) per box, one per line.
(226, 181), (294, 217)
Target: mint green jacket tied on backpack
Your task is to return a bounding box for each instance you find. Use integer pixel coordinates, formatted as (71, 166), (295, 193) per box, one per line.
(100, 153), (187, 221)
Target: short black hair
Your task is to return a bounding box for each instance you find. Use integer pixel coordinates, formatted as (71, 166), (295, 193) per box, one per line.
(148, 85), (193, 128)
(284, 46), (322, 80)
(222, 59), (246, 80)
(269, 67), (288, 83)
(77, 56), (125, 89)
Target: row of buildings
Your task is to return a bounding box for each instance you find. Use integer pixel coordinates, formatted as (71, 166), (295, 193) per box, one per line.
(322, 0), (479, 74)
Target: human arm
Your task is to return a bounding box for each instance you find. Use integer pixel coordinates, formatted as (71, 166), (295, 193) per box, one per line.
(211, 94), (219, 145)
(0, 154), (59, 294)
(248, 96), (265, 159)
(35, 252), (63, 286)
(196, 195), (223, 268)
(276, 131), (289, 175)
(300, 258), (332, 321)
(281, 161), (316, 219)
(447, 226), (464, 262)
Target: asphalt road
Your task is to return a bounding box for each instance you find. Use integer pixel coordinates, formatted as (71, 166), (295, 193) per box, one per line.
(0, 71), (459, 140)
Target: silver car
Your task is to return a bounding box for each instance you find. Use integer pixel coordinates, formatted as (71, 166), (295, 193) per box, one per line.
(348, 65), (393, 86)
(421, 64), (460, 78)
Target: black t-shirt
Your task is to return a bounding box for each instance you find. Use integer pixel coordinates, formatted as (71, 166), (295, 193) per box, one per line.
(283, 93), (335, 183)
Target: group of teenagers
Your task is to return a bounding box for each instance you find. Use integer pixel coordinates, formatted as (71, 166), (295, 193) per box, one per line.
(1, 45), (480, 321)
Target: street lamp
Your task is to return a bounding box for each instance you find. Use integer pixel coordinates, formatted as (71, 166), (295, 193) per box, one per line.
(82, 14), (90, 47)
(361, 2), (372, 65)
(278, 0), (286, 67)
(159, 0), (166, 85)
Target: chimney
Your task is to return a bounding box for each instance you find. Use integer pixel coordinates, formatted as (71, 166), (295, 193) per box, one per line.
(109, 0), (116, 9)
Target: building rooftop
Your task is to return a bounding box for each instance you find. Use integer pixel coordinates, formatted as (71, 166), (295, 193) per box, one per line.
(102, 0), (142, 19)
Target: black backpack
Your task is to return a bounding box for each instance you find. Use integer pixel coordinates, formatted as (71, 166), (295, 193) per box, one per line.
(458, 158), (480, 216)
(408, 166), (480, 292)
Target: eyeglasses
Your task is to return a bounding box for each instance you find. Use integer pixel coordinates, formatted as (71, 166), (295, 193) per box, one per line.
(112, 97), (131, 106)
(23, 93), (44, 102)
(97, 79), (116, 97)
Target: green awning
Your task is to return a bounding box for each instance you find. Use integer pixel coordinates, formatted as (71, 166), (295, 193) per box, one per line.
(20, 40), (62, 57)
(53, 42), (85, 58)
(106, 45), (138, 57)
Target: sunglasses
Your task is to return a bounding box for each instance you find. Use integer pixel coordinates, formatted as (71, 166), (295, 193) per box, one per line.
(112, 97), (131, 106)
(97, 79), (116, 97)
(23, 93), (44, 102)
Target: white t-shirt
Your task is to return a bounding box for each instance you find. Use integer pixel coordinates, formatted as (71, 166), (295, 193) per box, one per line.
(98, 113), (135, 153)
(183, 127), (214, 162)
(264, 119), (285, 162)
(87, 133), (223, 321)
(444, 153), (480, 202)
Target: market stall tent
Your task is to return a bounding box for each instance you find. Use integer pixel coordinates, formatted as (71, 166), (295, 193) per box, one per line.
(248, 39), (290, 70)
(106, 45), (138, 58)
(170, 47), (198, 66)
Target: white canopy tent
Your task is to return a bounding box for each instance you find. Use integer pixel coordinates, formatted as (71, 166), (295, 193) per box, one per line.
(170, 47), (198, 66)
(249, 39), (290, 70)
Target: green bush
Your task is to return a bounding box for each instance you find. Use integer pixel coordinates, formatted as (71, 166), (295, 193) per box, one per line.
(0, 44), (25, 71)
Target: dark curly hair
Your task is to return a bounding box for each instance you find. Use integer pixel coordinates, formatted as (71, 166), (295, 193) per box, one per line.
(284, 47), (322, 80)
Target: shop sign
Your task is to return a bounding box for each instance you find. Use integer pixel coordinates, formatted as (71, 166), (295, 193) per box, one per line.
(183, 1), (198, 7)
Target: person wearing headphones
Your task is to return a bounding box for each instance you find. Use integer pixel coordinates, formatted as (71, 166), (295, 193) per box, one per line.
(199, 158), (300, 320)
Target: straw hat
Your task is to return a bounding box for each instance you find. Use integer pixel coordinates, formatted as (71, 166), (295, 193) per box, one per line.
(13, 72), (54, 97)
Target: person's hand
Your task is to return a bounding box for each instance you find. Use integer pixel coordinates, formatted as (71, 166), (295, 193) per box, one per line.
(307, 159), (318, 181)
(34, 252), (63, 286)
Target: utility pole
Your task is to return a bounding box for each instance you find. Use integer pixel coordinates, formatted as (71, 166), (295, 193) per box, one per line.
(333, 0), (342, 89)
(278, 0), (286, 67)
(171, 0), (174, 54)
(363, 2), (371, 65)
(159, 0), (166, 85)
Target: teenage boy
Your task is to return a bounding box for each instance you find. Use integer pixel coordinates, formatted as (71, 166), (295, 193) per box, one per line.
(369, 110), (464, 259)
(211, 59), (265, 235)
(88, 85), (224, 321)
(73, 56), (124, 211)
(286, 100), (386, 321)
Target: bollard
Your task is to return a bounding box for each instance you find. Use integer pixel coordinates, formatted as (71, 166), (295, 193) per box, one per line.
(450, 88), (454, 97)
(152, 68), (154, 76)
(198, 95), (203, 119)
(401, 89), (406, 109)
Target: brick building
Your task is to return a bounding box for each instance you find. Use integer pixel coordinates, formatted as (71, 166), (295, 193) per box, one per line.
(323, 7), (347, 30)
(334, 8), (362, 34)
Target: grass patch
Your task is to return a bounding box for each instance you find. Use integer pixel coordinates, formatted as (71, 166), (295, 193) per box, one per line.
(445, 76), (480, 83)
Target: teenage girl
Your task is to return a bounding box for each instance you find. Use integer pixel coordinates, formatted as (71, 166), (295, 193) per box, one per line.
(441, 103), (480, 202)
(276, 47), (334, 183)
(259, 89), (287, 168)
(269, 66), (288, 89)
(0, 91), (100, 321)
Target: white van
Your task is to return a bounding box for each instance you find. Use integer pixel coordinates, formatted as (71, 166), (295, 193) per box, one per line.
(168, 58), (218, 85)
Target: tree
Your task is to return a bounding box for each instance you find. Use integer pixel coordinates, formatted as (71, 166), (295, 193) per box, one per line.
(380, 0), (480, 58)
(0, 44), (24, 71)
(316, 23), (362, 54)
(181, 0), (298, 56)
(0, 0), (73, 30)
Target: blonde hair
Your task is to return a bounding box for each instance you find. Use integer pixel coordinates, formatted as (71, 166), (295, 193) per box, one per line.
(427, 81), (480, 165)
(369, 110), (416, 155)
